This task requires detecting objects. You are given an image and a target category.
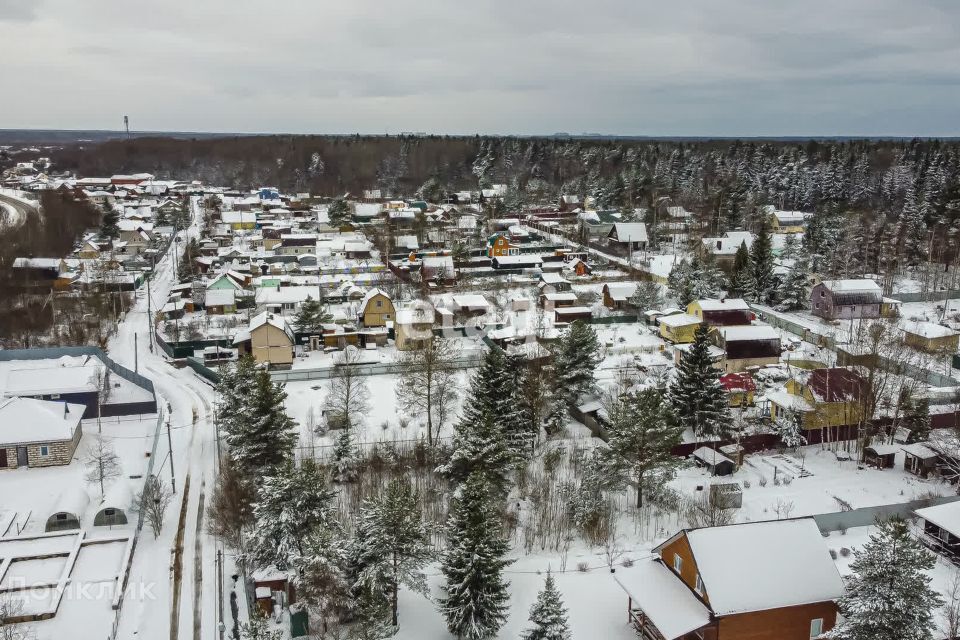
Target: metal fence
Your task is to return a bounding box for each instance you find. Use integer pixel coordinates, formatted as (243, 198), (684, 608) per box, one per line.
(270, 353), (484, 382)
(0, 346), (158, 414)
(813, 494), (960, 533)
(887, 290), (960, 303)
(108, 409), (165, 640)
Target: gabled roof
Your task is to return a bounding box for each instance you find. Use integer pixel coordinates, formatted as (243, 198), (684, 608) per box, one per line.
(614, 560), (711, 640)
(360, 288), (391, 311)
(0, 397), (84, 446)
(694, 298), (750, 312)
(656, 518), (845, 616)
(248, 311), (294, 342)
(796, 367), (866, 403)
(608, 222), (648, 243)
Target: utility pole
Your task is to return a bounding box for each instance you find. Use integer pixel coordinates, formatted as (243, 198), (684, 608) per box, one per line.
(166, 417), (176, 493)
(134, 333), (138, 373)
(146, 259), (154, 353)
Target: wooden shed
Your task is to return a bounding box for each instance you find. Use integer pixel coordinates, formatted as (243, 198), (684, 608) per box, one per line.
(863, 443), (899, 469)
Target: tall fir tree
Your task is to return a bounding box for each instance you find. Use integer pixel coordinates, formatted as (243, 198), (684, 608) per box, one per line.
(603, 388), (684, 508)
(825, 517), (942, 640)
(552, 321), (601, 408)
(440, 472), (513, 640)
(439, 348), (522, 487)
(293, 295), (333, 333)
(327, 198), (351, 229)
(247, 459), (342, 572)
(224, 367), (298, 477)
(776, 249), (811, 311)
(521, 571), (571, 640)
(354, 478), (433, 627)
(747, 218), (776, 304)
(668, 325), (730, 440)
(100, 203), (120, 239)
(729, 241), (751, 296)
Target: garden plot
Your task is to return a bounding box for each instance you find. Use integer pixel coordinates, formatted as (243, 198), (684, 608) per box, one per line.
(670, 445), (953, 523)
(0, 556), (67, 589)
(71, 538), (127, 584)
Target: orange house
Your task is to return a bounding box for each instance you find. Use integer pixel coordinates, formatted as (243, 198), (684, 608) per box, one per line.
(615, 518), (844, 640)
(486, 232), (518, 258)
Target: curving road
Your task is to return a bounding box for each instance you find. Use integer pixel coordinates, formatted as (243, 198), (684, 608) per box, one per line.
(0, 191), (40, 231)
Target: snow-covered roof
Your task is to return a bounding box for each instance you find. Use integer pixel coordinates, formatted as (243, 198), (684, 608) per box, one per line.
(255, 286), (317, 306)
(702, 231), (754, 255)
(610, 223), (648, 243)
(492, 254), (542, 266)
(0, 397), (84, 446)
(604, 282), (638, 302)
(916, 502), (960, 538)
(248, 311), (294, 342)
(865, 443), (900, 456)
(765, 391), (814, 413)
(690, 447), (734, 466)
(658, 313), (701, 328)
(901, 321), (958, 340)
(542, 292), (579, 302)
(713, 324), (780, 342)
(900, 442), (938, 460)
(694, 298), (750, 312)
(205, 288), (236, 307)
(678, 518), (845, 616)
(221, 211), (257, 224)
(821, 279), (881, 294)
(614, 560), (711, 640)
(452, 294), (491, 310)
(2, 361), (100, 396)
(395, 306), (435, 325)
(539, 272), (570, 286)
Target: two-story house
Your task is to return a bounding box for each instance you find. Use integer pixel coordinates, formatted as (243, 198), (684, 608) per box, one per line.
(687, 299), (753, 327)
(768, 367), (866, 441)
(358, 288), (395, 327)
(810, 279), (882, 320)
(615, 518), (845, 640)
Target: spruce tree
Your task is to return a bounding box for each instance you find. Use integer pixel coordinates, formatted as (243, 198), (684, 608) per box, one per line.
(627, 280), (663, 317)
(328, 198), (351, 229)
(293, 295), (333, 334)
(331, 427), (360, 483)
(522, 571), (571, 640)
(902, 395), (931, 443)
(354, 478), (433, 627)
(776, 250), (811, 311)
(100, 203), (120, 239)
(440, 472), (513, 640)
(826, 517), (942, 640)
(225, 367), (298, 477)
(730, 241), (751, 296)
(747, 219), (776, 304)
(668, 325), (730, 440)
(247, 459), (341, 572)
(552, 321), (601, 407)
(439, 348), (523, 487)
(603, 388), (684, 508)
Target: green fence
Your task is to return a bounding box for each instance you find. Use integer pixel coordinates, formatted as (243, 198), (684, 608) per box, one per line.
(185, 356), (222, 384)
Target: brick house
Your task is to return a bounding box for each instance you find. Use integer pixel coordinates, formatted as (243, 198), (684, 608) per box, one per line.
(0, 397), (84, 470)
(810, 279), (882, 320)
(615, 518), (844, 640)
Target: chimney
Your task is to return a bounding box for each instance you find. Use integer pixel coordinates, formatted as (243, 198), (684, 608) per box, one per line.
(716, 240), (722, 250)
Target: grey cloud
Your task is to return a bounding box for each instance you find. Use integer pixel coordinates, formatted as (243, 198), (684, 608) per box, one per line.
(0, 0), (959, 135)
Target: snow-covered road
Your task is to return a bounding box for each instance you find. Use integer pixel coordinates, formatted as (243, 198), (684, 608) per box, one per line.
(105, 197), (227, 640)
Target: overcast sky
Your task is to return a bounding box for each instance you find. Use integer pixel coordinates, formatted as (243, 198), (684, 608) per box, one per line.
(2, 0), (959, 136)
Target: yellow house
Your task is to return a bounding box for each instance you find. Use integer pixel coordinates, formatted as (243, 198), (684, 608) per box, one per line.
(77, 240), (101, 260)
(658, 313), (702, 343)
(221, 211), (257, 231)
(486, 233), (518, 258)
(768, 209), (806, 234)
(238, 311), (294, 366)
(768, 367), (865, 431)
(719, 373), (756, 407)
(359, 288), (395, 327)
(901, 321), (959, 353)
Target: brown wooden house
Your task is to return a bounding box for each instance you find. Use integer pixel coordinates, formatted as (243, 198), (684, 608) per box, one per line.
(615, 518), (844, 640)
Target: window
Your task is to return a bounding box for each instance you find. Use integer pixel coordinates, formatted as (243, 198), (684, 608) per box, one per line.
(695, 574), (703, 595)
(820, 290), (825, 297)
(810, 618), (823, 638)
(376, 300), (382, 308)
(40, 445), (49, 457)
(49, 393), (61, 400)
(673, 553), (683, 574)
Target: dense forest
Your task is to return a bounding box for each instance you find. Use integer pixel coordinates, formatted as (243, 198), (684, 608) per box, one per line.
(53, 135), (960, 272)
